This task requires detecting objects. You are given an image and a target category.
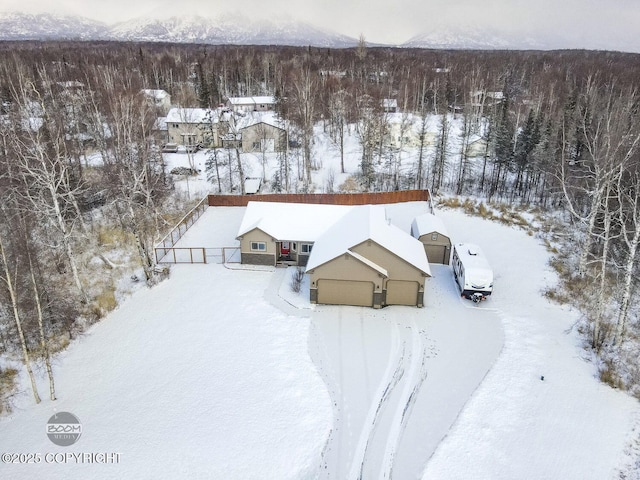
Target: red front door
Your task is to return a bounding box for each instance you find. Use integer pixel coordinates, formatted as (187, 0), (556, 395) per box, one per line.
(280, 242), (290, 255)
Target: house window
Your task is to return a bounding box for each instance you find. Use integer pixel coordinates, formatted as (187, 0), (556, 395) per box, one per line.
(252, 141), (261, 150)
(431, 233), (438, 241)
(301, 243), (313, 254)
(251, 241), (267, 252)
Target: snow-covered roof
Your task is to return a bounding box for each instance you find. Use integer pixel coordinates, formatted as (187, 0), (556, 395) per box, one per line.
(166, 107), (227, 124)
(454, 243), (493, 281)
(236, 202), (352, 242)
(235, 111), (285, 131)
(153, 116), (167, 131)
(306, 205), (431, 276)
(383, 99), (398, 109)
(244, 178), (262, 194)
(412, 213), (449, 239)
(227, 96), (276, 106)
(142, 89), (170, 100)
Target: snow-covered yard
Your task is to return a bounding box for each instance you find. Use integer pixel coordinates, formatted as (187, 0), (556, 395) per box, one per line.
(1, 202), (638, 479)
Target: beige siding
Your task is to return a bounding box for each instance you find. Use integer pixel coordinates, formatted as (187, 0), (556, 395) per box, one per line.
(239, 228), (276, 256)
(351, 241), (426, 285)
(317, 280), (374, 307)
(418, 233), (452, 265)
(309, 255), (384, 290)
(386, 280), (419, 305)
(241, 123), (287, 153)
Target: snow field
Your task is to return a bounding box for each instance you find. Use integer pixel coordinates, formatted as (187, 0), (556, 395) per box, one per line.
(0, 264), (331, 480)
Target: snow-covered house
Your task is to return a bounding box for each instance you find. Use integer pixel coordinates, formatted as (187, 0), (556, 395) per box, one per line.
(385, 113), (437, 149)
(235, 112), (287, 153)
(166, 107), (233, 148)
(236, 202), (351, 267)
(226, 96), (276, 114)
(466, 134), (488, 158)
(236, 202), (431, 308)
(383, 98), (398, 113)
(411, 213), (452, 265)
(142, 89), (172, 114)
(306, 205), (431, 308)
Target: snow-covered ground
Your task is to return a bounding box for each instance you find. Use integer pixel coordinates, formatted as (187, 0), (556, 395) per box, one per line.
(1, 202), (638, 479)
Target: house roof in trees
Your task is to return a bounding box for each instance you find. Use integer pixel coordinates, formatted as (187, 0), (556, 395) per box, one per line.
(166, 107), (231, 124)
(142, 89), (170, 100)
(383, 98), (398, 109)
(227, 96), (276, 106)
(235, 112), (285, 131)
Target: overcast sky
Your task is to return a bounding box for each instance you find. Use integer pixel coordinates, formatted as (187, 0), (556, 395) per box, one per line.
(0, 0), (638, 45)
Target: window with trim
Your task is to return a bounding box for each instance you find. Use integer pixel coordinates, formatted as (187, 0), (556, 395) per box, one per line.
(431, 233), (438, 241)
(250, 241), (267, 252)
(252, 141), (261, 150)
(301, 243), (313, 254)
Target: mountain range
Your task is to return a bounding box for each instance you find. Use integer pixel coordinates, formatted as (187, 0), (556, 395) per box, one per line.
(0, 11), (638, 52)
(0, 12), (357, 47)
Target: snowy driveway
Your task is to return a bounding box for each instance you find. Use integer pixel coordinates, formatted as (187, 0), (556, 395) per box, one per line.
(309, 265), (503, 479)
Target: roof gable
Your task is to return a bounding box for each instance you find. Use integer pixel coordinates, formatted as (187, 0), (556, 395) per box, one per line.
(411, 213), (449, 238)
(306, 205), (431, 276)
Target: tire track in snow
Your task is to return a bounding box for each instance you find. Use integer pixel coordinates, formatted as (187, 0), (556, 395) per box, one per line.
(380, 320), (430, 480)
(347, 323), (405, 480)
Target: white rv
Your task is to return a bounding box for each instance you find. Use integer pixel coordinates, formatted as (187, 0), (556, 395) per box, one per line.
(452, 243), (493, 302)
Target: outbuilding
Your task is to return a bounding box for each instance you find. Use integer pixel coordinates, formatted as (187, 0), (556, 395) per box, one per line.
(411, 213), (452, 265)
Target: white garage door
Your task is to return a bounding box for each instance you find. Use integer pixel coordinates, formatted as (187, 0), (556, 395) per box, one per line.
(386, 280), (419, 306)
(317, 280), (374, 307)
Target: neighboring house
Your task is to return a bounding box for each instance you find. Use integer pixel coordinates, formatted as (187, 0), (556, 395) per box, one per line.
(411, 213), (452, 265)
(234, 112), (287, 153)
(470, 90), (504, 108)
(385, 113), (437, 149)
(165, 107), (233, 148)
(466, 134), (488, 158)
(383, 98), (398, 113)
(152, 116), (169, 145)
(226, 96), (276, 114)
(306, 205), (431, 308)
(142, 89), (172, 114)
(236, 202), (431, 308)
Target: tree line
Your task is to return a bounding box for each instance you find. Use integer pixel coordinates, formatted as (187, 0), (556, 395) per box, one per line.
(0, 40), (639, 405)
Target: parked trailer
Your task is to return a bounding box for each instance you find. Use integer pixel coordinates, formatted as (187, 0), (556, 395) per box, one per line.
(452, 243), (493, 303)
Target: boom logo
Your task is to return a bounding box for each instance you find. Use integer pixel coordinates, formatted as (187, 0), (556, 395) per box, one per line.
(46, 412), (82, 446)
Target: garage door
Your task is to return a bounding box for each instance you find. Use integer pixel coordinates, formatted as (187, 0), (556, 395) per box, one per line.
(386, 280), (419, 306)
(425, 245), (449, 264)
(317, 280), (374, 307)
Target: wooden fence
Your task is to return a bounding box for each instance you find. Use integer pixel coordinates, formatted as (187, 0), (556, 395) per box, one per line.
(208, 189), (432, 207)
(156, 190), (433, 265)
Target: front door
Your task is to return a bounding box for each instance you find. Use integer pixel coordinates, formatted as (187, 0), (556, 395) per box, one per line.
(280, 242), (290, 256)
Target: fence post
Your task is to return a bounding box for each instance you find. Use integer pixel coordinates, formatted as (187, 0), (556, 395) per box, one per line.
(203, 248), (207, 264)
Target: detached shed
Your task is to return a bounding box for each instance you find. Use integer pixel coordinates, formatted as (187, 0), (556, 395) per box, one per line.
(411, 213), (452, 265)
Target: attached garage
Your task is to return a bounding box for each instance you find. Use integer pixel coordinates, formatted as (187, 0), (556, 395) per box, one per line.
(317, 279), (374, 307)
(385, 280), (420, 306)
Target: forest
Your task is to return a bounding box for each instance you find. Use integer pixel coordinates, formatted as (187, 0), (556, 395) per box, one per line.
(1, 40), (640, 407)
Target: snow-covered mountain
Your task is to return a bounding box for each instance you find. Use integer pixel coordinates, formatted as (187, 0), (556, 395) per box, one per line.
(0, 12), (109, 40)
(0, 12), (357, 47)
(404, 23), (640, 53)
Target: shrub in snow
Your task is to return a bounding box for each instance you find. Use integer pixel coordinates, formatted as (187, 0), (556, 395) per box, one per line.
(290, 267), (305, 293)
